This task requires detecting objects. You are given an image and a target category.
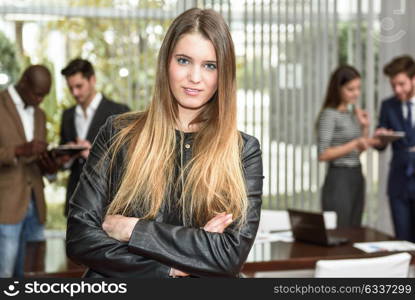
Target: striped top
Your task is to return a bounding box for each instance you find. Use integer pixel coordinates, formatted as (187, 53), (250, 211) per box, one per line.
(317, 108), (362, 167)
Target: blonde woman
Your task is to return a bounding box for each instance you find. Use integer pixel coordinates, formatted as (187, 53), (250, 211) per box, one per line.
(66, 8), (263, 278)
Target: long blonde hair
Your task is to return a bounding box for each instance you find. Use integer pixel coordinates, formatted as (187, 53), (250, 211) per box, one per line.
(105, 8), (248, 229)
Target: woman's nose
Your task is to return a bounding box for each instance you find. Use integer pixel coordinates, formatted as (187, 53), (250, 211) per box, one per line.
(188, 66), (201, 83)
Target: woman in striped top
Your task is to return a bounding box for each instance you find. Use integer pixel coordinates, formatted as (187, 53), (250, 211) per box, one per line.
(317, 65), (374, 228)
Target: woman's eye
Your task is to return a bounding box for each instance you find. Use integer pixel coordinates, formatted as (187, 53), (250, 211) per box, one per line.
(205, 63), (217, 70)
(177, 57), (189, 65)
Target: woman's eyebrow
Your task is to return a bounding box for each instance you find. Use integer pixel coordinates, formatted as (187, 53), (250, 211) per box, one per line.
(175, 54), (192, 59)
(175, 54), (216, 64)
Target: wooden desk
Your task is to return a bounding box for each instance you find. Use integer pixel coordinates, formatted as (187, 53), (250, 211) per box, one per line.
(24, 228), (414, 277)
(24, 239), (84, 278)
(242, 227), (415, 276)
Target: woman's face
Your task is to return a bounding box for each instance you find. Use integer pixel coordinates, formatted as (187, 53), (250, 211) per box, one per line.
(168, 32), (218, 118)
(340, 78), (361, 105)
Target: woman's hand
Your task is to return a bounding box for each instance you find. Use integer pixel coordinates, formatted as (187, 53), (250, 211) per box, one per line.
(170, 212), (233, 277)
(203, 212), (233, 233)
(169, 268), (191, 277)
(355, 108), (370, 128)
(354, 137), (370, 152)
(102, 215), (139, 242)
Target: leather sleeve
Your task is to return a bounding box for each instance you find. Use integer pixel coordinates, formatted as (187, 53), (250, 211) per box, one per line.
(65, 116), (171, 278)
(128, 136), (263, 277)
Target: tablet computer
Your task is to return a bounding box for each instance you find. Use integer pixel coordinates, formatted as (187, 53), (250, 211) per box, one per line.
(376, 131), (405, 143)
(49, 145), (88, 157)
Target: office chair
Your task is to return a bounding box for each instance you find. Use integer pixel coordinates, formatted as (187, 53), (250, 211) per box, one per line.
(314, 252), (412, 278)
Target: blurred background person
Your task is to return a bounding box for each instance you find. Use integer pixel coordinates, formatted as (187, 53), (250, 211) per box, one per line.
(317, 65), (374, 228)
(0, 65), (61, 277)
(374, 55), (415, 242)
(60, 58), (130, 216)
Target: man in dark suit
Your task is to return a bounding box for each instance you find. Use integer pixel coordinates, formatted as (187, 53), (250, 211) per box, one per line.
(60, 58), (130, 216)
(375, 55), (415, 242)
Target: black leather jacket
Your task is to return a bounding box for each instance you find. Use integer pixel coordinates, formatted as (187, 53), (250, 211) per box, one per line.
(66, 115), (263, 278)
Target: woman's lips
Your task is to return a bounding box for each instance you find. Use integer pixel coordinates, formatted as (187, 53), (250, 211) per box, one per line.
(183, 87), (202, 96)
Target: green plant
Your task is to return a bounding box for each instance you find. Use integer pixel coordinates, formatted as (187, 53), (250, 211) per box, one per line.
(0, 31), (20, 89)
(45, 201), (67, 230)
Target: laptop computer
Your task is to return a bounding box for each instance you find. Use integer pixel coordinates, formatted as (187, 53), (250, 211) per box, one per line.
(287, 209), (349, 247)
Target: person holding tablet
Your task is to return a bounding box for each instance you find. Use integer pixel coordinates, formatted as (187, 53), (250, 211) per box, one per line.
(374, 55), (415, 242)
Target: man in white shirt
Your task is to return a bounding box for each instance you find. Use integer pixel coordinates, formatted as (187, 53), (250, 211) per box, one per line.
(374, 55), (415, 242)
(0, 65), (58, 277)
(60, 58), (130, 215)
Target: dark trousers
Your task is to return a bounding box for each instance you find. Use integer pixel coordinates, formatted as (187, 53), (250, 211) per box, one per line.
(389, 176), (415, 242)
(321, 165), (365, 228)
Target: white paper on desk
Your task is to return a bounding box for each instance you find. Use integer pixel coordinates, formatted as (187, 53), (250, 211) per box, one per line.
(353, 241), (415, 253)
(254, 231), (294, 244)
